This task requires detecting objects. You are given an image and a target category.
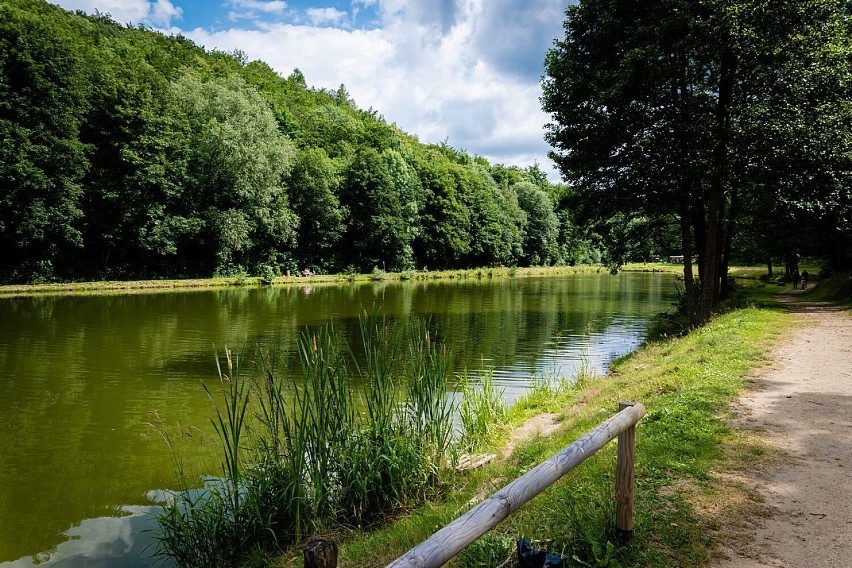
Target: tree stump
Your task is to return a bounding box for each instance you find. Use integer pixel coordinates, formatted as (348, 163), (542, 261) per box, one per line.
(304, 538), (338, 568)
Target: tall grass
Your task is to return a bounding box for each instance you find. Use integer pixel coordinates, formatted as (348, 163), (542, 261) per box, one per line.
(153, 349), (273, 566)
(459, 369), (508, 450)
(154, 313), (460, 566)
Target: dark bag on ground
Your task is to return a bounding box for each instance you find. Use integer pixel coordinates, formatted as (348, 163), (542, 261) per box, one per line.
(517, 538), (564, 568)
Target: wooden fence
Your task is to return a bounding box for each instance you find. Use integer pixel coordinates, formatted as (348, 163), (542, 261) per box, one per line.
(385, 401), (646, 568)
(303, 402), (646, 568)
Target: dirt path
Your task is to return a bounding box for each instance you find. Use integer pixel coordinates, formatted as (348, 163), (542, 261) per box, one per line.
(714, 292), (852, 567)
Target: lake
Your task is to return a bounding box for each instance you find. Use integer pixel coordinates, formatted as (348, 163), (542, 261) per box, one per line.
(0, 272), (675, 566)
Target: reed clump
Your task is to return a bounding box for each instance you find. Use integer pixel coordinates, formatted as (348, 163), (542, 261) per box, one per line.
(459, 370), (507, 450)
(154, 313), (456, 566)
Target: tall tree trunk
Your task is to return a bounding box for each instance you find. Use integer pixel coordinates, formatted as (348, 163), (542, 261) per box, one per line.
(702, 185), (724, 322)
(784, 250), (792, 280)
(784, 248), (798, 281)
(674, 50), (697, 325)
(680, 204), (697, 325)
(720, 188), (738, 299)
(700, 43), (736, 323)
(692, 206), (707, 282)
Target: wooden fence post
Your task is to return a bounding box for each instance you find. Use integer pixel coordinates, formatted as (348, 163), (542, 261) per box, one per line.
(388, 403), (645, 568)
(615, 401), (637, 542)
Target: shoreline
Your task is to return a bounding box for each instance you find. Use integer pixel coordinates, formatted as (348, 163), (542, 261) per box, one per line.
(286, 297), (795, 567)
(0, 264), (684, 298)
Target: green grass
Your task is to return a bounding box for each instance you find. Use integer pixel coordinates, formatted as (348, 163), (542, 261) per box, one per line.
(153, 314), (461, 566)
(804, 270), (852, 306)
(0, 265), (612, 297)
(458, 370), (507, 451)
(276, 303), (793, 568)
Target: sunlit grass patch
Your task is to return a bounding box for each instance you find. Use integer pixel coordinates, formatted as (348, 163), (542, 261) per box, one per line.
(312, 305), (792, 568)
(806, 269), (852, 305)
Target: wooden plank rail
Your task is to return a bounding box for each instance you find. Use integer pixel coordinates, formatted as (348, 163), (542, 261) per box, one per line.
(386, 402), (646, 568)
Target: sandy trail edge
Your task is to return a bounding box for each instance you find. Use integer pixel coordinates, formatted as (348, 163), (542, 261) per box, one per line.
(712, 294), (852, 567)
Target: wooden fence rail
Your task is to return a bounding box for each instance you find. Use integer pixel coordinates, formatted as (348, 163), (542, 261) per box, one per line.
(385, 401), (646, 568)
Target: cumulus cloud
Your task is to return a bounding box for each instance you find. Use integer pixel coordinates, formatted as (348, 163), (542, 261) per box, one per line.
(469, 0), (570, 81)
(52, 0), (182, 27)
(227, 0), (288, 25)
(229, 0), (288, 13)
(148, 0), (183, 27)
(54, 0), (572, 179)
(306, 7), (348, 26)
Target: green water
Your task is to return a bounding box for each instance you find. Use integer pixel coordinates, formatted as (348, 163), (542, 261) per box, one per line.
(0, 273), (675, 566)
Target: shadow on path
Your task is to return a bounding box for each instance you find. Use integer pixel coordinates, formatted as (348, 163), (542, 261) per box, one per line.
(713, 295), (852, 567)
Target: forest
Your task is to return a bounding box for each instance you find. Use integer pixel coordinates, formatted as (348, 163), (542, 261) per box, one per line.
(543, 0), (852, 323)
(2, 0), (850, 321)
(0, 0), (602, 285)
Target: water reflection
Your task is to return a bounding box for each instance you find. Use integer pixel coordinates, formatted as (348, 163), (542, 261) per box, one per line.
(0, 273), (675, 564)
(489, 315), (650, 405)
(0, 505), (169, 568)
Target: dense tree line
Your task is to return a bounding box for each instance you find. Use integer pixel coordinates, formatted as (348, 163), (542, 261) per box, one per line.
(543, 0), (852, 323)
(0, 0), (600, 284)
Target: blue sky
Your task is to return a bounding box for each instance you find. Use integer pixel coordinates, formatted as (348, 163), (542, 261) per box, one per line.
(52, 1), (573, 181)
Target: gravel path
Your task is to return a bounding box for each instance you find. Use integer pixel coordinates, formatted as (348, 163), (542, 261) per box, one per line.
(714, 292), (852, 567)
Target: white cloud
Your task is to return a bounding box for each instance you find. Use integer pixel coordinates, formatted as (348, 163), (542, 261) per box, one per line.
(52, 0), (148, 23)
(227, 0), (288, 25)
(52, 0), (182, 27)
(55, 0), (570, 180)
(306, 7), (348, 26)
(228, 0), (288, 14)
(148, 0), (182, 27)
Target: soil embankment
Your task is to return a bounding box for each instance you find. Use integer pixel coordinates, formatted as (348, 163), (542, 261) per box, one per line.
(715, 292), (852, 567)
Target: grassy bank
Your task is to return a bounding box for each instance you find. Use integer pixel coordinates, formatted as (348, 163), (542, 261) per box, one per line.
(802, 270), (852, 305)
(0, 265), (610, 297)
(275, 293), (793, 567)
(2, 263), (792, 298)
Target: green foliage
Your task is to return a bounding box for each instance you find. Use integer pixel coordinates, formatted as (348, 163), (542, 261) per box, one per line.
(413, 147), (473, 268)
(0, 0), (585, 284)
(462, 164), (523, 267)
(515, 182), (560, 266)
(341, 148), (421, 271)
(0, 0), (89, 282)
(154, 315), (459, 564)
(457, 533), (515, 567)
(459, 370), (508, 450)
(168, 72), (298, 275)
(286, 147), (345, 271)
(543, 0), (852, 318)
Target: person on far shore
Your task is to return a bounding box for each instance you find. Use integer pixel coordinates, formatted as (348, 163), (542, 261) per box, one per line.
(801, 270), (809, 290)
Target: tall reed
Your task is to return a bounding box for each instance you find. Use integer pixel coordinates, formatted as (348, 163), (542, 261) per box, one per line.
(154, 313), (459, 566)
(407, 319), (455, 460)
(459, 369), (507, 450)
(153, 348), (265, 566)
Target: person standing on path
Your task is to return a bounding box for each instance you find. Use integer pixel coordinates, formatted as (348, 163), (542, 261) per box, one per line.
(801, 270), (809, 289)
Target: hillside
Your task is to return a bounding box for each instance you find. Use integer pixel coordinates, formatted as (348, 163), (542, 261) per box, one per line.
(0, 0), (585, 284)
